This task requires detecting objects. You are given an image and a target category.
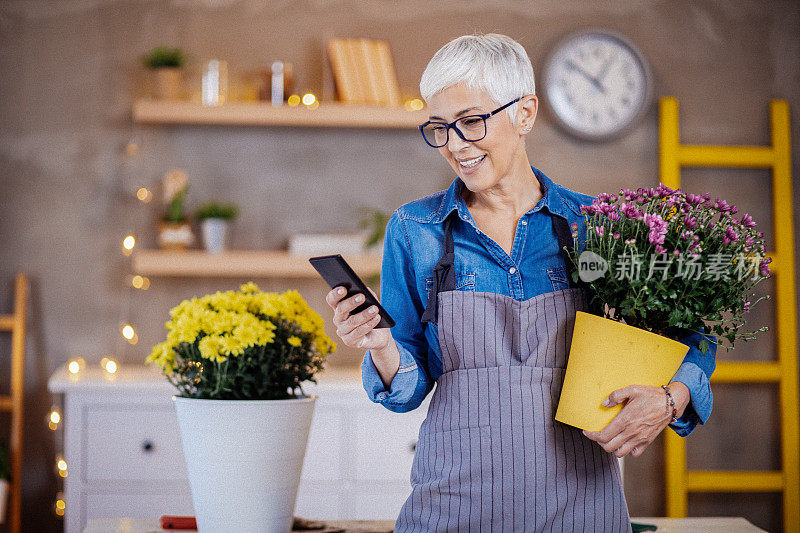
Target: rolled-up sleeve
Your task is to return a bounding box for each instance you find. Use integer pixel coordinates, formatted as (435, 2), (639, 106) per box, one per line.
(361, 212), (434, 413)
(668, 329), (717, 437)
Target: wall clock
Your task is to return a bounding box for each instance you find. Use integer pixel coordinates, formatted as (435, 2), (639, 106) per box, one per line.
(541, 29), (653, 141)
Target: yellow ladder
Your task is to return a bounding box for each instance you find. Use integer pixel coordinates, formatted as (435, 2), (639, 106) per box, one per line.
(659, 96), (798, 532)
(0, 273), (28, 533)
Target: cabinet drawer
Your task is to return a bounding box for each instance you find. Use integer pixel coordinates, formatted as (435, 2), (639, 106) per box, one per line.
(84, 405), (188, 482)
(84, 487), (194, 520)
(353, 403), (427, 482)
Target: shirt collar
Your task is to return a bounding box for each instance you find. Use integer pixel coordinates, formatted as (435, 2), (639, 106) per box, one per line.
(431, 165), (571, 223)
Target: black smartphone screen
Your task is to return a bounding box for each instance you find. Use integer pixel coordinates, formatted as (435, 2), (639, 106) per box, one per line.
(309, 254), (395, 328)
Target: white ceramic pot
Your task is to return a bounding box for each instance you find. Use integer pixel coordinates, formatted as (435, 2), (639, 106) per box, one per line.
(201, 218), (229, 254)
(157, 221), (194, 250)
(0, 478), (8, 524)
(173, 396), (316, 533)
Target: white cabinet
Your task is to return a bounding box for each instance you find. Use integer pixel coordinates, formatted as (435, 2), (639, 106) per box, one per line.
(48, 365), (430, 533)
(293, 378), (430, 521)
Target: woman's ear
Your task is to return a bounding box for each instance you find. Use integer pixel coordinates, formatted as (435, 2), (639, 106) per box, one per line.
(518, 95), (538, 134)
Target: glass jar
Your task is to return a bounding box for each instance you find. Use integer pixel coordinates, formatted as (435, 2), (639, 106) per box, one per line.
(201, 59), (228, 106)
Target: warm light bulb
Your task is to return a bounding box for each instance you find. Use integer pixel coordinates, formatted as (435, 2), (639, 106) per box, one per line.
(121, 325), (135, 340)
(287, 94), (301, 107)
(54, 493), (66, 516)
(136, 188), (152, 203)
(101, 357), (118, 374)
(48, 407), (61, 430)
(123, 235), (136, 250)
(302, 93), (317, 106)
(405, 98), (424, 111)
(130, 275), (150, 290)
(56, 455), (68, 478)
(67, 358), (85, 375)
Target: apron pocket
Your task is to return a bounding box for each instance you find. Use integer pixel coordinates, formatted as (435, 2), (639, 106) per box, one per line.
(411, 425), (492, 487)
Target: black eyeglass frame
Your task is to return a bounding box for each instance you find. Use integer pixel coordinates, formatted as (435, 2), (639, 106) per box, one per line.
(418, 96), (523, 148)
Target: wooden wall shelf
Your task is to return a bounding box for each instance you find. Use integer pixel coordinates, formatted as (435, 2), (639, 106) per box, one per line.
(132, 99), (427, 128)
(132, 249), (382, 278)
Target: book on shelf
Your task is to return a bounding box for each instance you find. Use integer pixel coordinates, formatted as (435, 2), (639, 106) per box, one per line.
(327, 38), (402, 106)
(327, 39), (360, 103)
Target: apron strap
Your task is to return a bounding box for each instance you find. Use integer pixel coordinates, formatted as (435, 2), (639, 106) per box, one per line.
(421, 211), (458, 324)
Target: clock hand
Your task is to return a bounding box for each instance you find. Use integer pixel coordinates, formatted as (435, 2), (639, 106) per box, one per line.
(565, 59), (605, 94)
(596, 56), (614, 83)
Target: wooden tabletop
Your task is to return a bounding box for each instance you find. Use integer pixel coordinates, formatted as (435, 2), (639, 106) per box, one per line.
(85, 516), (767, 532)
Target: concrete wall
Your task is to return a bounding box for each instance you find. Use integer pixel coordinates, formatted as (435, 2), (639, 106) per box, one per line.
(0, 0), (798, 530)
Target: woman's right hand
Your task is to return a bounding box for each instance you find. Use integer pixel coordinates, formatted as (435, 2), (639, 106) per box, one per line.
(325, 287), (391, 351)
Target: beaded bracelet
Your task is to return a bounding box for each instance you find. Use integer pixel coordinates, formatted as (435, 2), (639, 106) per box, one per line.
(661, 385), (678, 424)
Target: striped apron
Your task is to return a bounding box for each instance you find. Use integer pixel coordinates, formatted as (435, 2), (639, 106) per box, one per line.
(395, 210), (631, 532)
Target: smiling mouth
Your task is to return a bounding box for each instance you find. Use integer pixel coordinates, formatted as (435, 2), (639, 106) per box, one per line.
(458, 155), (486, 168)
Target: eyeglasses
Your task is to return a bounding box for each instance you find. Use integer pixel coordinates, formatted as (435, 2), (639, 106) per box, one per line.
(418, 97), (522, 148)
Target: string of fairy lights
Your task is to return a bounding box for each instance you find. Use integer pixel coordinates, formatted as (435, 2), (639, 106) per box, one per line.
(45, 91), (425, 519)
(46, 130), (153, 518)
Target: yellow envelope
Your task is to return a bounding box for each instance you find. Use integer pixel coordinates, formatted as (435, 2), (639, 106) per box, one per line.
(555, 311), (689, 432)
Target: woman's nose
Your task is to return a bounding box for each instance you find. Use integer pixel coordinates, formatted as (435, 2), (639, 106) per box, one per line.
(446, 127), (470, 151)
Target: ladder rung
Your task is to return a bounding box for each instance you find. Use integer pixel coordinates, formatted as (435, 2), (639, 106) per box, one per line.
(0, 314), (14, 330)
(711, 361), (781, 383)
(686, 470), (783, 492)
(678, 145), (775, 168)
(0, 395), (12, 411)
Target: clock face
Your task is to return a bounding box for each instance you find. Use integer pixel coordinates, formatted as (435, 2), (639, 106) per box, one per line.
(542, 30), (652, 141)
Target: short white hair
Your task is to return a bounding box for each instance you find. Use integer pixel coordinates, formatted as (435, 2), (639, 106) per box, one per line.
(419, 33), (535, 126)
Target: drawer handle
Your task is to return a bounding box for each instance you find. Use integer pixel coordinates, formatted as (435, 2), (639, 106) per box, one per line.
(142, 440), (155, 453)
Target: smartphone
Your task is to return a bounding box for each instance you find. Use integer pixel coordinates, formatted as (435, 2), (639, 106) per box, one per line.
(309, 254), (395, 328)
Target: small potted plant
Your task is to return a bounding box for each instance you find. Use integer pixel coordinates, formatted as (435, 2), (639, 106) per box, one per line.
(358, 206), (389, 254)
(146, 282), (336, 532)
(556, 183), (770, 431)
(157, 169), (194, 250)
(194, 201), (239, 254)
(141, 45), (186, 100)
(358, 206), (389, 286)
(0, 442), (9, 524)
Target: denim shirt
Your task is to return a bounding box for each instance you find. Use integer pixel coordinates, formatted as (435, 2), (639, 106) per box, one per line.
(362, 166), (715, 437)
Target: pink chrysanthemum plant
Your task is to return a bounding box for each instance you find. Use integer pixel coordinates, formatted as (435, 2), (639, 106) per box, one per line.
(566, 183), (771, 353)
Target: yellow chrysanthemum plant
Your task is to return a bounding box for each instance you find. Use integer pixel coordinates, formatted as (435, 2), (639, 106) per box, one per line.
(146, 282), (336, 400)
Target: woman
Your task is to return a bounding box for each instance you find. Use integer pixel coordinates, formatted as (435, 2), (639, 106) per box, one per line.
(325, 33), (715, 532)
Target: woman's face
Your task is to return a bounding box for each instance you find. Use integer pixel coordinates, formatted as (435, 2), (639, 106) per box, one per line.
(425, 83), (535, 193)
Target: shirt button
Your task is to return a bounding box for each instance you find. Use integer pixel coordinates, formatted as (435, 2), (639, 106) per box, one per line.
(521, 220), (527, 225)
(509, 267), (517, 274)
(462, 214), (468, 220)
(377, 391), (389, 401)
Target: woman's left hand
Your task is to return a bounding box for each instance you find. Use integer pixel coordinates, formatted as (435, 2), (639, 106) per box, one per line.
(582, 382), (689, 458)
